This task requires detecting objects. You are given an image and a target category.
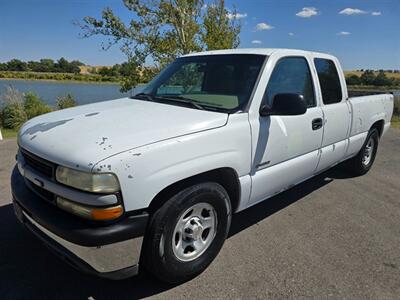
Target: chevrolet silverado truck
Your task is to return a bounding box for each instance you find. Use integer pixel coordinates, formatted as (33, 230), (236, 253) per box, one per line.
(11, 49), (394, 283)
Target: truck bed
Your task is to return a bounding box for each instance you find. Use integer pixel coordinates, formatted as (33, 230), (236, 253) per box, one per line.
(348, 93), (394, 138)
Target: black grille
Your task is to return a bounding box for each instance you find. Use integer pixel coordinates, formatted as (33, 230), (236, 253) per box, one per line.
(21, 149), (55, 179)
(28, 181), (56, 203)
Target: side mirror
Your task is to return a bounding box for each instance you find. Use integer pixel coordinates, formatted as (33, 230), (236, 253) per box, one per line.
(260, 93), (307, 116)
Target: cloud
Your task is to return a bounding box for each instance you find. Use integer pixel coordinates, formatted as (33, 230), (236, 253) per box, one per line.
(339, 8), (367, 15)
(337, 31), (351, 36)
(288, 32), (294, 36)
(371, 11), (382, 16)
(254, 22), (274, 31)
(226, 12), (247, 20)
(296, 7), (318, 18)
(251, 40), (262, 44)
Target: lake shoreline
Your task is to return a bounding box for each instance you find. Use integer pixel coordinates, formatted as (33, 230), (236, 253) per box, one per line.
(0, 79), (133, 106)
(0, 77), (120, 85)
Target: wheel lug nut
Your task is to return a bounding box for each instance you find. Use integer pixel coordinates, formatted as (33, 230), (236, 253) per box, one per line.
(185, 228), (193, 234)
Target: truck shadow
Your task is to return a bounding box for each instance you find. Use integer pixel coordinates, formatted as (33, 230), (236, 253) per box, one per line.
(0, 164), (352, 300)
(229, 163), (354, 237)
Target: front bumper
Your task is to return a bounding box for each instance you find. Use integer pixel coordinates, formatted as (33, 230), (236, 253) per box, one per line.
(11, 166), (149, 280)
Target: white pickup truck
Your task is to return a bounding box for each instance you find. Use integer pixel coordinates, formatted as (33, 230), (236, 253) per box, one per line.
(12, 48), (393, 283)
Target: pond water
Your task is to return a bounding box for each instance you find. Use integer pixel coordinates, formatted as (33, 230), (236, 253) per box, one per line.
(0, 79), (144, 107)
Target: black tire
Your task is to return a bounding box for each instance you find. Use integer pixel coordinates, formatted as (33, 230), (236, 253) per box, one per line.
(347, 128), (379, 176)
(142, 182), (232, 284)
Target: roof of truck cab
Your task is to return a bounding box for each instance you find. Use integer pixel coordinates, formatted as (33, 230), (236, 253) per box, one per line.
(182, 48), (335, 58)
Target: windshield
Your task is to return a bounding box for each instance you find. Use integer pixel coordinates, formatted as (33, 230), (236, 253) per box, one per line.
(138, 54), (266, 112)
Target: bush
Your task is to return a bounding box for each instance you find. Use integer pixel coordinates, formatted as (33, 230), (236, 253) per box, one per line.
(1, 102), (27, 129)
(23, 92), (52, 119)
(360, 70), (376, 85)
(0, 87), (53, 129)
(346, 74), (361, 85)
(373, 71), (392, 86)
(56, 94), (76, 109)
(1, 85), (24, 106)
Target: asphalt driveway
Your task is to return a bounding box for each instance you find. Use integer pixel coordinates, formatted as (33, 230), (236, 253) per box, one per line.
(0, 129), (399, 299)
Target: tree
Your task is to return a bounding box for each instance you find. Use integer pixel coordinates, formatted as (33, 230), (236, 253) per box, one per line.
(360, 70), (376, 85)
(39, 58), (55, 72)
(77, 0), (241, 91)
(201, 0), (240, 50)
(7, 59), (28, 71)
(373, 70), (391, 86)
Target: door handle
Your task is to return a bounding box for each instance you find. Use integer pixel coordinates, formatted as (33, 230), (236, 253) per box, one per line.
(312, 118), (323, 130)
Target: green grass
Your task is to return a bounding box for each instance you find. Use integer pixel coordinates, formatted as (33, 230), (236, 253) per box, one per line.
(391, 115), (400, 128)
(0, 128), (18, 139)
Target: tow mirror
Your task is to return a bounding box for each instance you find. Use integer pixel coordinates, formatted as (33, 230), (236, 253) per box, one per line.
(260, 93), (307, 116)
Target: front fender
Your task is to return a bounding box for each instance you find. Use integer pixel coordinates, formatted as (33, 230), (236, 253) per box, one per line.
(92, 114), (252, 211)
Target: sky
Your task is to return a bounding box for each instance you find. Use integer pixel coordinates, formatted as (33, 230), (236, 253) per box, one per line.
(0, 0), (399, 70)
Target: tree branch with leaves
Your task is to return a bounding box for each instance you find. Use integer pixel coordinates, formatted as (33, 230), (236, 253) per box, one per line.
(76, 0), (241, 91)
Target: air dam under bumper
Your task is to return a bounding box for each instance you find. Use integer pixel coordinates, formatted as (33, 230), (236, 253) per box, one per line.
(11, 166), (149, 280)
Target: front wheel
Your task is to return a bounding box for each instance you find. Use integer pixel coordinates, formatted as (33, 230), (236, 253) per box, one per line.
(142, 182), (232, 283)
(347, 128), (379, 175)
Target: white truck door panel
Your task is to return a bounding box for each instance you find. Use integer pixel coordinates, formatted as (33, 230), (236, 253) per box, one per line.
(318, 139), (348, 171)
(321, 102), (351, 146)
(254, 108), (323, 169)
(250, 108), (323, 204)
(248, 55), (323, 205)
(313, 57), (350, 172)
(317, 102), (351, 171)
(251, 149), (319, 204)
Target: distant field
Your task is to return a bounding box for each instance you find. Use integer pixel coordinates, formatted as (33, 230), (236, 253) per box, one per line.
(345, 71), (400, 79)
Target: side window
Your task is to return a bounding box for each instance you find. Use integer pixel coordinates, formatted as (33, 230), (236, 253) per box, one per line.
(314, 58), (343, 104)
(264, 57), (315, 108)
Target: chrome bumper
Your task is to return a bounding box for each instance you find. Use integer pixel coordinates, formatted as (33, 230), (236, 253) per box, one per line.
(23, 212), (143, 276)
(11, 164), (149, 280)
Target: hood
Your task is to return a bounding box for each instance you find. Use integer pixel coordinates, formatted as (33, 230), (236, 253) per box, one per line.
(18, 98), (228, 170)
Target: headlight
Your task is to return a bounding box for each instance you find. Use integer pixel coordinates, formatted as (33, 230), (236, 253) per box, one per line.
(56, 166), (120, 193)
(56, 197), (123, 221)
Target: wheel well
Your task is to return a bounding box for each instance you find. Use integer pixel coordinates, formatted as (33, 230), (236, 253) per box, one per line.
(147, 168), (241, 214)
(371, 120), (384, 137)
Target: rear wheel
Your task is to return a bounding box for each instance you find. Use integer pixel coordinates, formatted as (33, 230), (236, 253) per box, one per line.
(347, 128), (379, 175)
(142, 182), (231, 283)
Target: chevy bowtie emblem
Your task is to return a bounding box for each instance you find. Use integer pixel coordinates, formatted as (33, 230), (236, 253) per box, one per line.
(33, 178), (44, 188)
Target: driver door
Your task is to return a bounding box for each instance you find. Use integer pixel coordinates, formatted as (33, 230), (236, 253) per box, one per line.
(249, 56), (324, 205)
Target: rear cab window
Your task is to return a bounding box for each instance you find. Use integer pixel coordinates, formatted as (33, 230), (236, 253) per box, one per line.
(314, 58), (343, 104)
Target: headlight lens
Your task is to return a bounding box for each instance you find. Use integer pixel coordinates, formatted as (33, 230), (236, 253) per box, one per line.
(56, 197), (123, 220)
(56, 166), (120, 193)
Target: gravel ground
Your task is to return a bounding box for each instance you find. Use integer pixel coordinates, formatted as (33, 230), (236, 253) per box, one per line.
(0, 129), (399, 299)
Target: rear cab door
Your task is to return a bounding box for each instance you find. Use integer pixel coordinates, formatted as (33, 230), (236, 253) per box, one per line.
(311, 54), (351, 172)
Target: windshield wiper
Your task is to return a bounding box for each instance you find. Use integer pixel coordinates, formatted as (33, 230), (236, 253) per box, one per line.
(155, 95), (205, 110)
(132, 93), (154, 101)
